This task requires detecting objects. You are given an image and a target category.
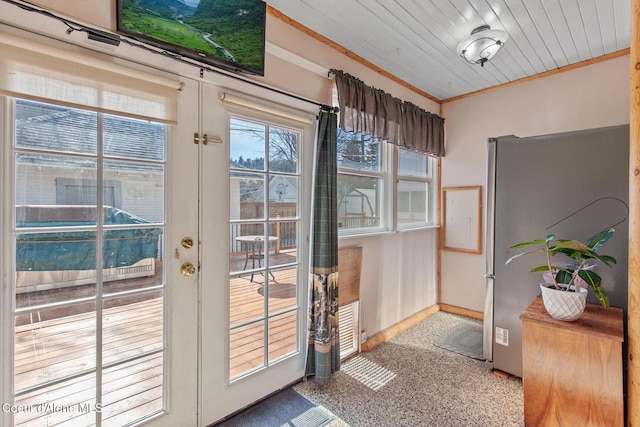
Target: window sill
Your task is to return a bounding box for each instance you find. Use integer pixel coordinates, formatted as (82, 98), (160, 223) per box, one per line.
(338, 230), (395, 240)
(338, 224), (440, 240)
(397, 224), (440, 232)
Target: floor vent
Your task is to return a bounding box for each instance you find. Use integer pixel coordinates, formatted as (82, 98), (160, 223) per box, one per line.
(341, 355), (396, 391)
(339, 301), (359, 360)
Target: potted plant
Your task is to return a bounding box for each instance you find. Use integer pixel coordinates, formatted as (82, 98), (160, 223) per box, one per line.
(505, 228), (616, 321)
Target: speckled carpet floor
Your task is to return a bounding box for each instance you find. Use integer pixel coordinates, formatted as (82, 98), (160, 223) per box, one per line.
(294, 312), (524, 427)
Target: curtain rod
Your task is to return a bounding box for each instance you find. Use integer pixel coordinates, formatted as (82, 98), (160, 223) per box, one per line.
(1, 0), (338, 113)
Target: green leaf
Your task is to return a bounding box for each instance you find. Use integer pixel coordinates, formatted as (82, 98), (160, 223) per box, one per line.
(588, 252), (617, 266)
(545, 234), (555, 243)
(553, 240), (591, 252)
(578, 269), (601, 288)
(509, 240), (547, 249)
(586, 228), (614, 251)
(531, 265), (572, 275)
(578, 270), (609, 309)
(599, 255), (617, 265)
(530, 265), (552, 272)
(505, 250), (543, 265)
(554, 270), (573, 284)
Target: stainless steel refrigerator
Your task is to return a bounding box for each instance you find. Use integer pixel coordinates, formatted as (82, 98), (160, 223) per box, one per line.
(483, 125), (629, 377)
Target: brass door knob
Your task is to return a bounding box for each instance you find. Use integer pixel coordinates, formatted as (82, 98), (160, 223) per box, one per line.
(181, 237), (194, 249)
(180, 262), (196, 276)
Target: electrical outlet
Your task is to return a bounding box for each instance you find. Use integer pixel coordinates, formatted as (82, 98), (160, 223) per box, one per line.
(360, 331), (367, 343)
(495, 327), (509, 346)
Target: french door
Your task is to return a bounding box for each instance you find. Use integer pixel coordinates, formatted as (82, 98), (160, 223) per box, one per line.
(199, 83), (311, 424)
(1, 78), (311, 427)
(1, 79), (199, 426)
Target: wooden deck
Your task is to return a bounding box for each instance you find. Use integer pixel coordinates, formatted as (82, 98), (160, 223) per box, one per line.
(229, 264), (299, 379)
(12, 252), (300, 426)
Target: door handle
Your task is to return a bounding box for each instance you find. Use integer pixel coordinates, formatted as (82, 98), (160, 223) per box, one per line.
(181, 237), (194, 249)
(180, 262), (196, 276)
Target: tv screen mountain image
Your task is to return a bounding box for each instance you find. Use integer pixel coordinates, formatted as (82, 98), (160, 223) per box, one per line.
(117, 0), (266, 75)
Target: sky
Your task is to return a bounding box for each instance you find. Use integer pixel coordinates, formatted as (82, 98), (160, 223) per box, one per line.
(229, 119), (266, 161)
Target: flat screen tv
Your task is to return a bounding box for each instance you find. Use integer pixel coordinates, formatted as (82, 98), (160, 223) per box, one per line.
(116, 0), (266, 75)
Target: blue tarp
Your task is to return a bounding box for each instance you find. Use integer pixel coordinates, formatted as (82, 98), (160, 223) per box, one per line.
(16, 207), (162, 271)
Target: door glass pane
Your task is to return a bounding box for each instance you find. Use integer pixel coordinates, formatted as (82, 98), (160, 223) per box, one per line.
(103, 228), (164, 295)
(16, 154), (98, 226)
(228, 116), (300, 381)
(13, 373), (97, 427)
(101, 353), (164, 426)
(230, 223), (267, 275)
(269, 221), (296, 268)
(102, 292), (164, 365)
(230, 118), (266, 171)
(15, 99), (97, 155)
(268, 266), (298, 314)
(16, 231), (97, 307)
(10, 99), (167, 426)
(104, 161), (165, 221)
(269, 127), (298, 173)
(269, 176), (297, 213)
(15, 302), (97, 392)
(103, 114), (165, 161)
(268, 311), (297, 363)
(229, 321), (265, 380)
(231, 171), (265, 218)
(229, 276), (264, 326)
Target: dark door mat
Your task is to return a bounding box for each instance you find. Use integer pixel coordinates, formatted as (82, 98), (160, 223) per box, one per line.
(434, 322), (485, 360)
(215, 387), (332, 427)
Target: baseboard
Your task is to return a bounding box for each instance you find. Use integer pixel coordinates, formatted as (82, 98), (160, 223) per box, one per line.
(439, 303), (484, 321)
(360, 304), (440, 352)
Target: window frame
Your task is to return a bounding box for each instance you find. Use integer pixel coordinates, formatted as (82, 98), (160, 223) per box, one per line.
(336, 139), (439, 237)
(336, 130), (387, 236)
(395, 148), (438, 230)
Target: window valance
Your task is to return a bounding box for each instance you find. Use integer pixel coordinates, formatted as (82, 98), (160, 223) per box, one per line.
(332, 69), (445, 157)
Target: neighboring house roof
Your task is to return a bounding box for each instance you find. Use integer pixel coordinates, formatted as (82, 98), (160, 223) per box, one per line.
(15, 99), (165, 162)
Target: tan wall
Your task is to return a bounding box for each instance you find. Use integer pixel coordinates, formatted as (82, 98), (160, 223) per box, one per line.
(440, 55), (630, 312)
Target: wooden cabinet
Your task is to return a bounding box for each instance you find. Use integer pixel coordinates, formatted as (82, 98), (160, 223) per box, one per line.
(520, 296), (624, 427)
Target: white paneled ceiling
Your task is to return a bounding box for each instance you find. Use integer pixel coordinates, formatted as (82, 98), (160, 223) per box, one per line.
(264, 0), (630, 101)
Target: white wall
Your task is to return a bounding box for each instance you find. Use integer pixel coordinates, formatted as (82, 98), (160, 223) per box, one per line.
(340, 229), (438, 336)
(6, 1), (442, 336)
(440, 55), (630, 312)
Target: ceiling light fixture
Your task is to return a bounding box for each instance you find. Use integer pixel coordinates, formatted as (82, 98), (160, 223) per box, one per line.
(457, 25), (508, 67)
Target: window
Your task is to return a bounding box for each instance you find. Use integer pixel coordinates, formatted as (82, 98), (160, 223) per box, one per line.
(336, 131), (438, 235)
(228, 116), (302, 380)
(337, 129), (384, 232)
(397, 149), (435, 228)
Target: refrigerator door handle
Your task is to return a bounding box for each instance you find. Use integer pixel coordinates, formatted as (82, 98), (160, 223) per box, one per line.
(483, 138), (497, 364)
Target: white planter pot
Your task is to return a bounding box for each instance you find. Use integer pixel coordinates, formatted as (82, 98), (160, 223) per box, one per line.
(539, 283), (588, 321)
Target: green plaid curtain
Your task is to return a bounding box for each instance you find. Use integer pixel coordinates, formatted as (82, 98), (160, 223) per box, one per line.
(306, 110), (340, 384)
